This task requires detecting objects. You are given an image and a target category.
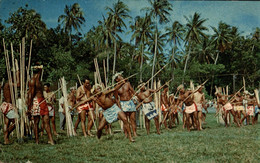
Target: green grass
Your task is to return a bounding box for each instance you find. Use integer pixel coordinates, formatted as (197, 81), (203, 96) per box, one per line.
(0, 114), (259, 163)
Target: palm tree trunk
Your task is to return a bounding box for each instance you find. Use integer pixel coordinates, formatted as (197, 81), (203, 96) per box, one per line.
(171, 41), (176, 80)
(140, 43), (144, 82)
(151, 30), (158, 88)
(106, 49), (109, 82)
(183, 39), (191, 83)
(210, 51), (219, 96)
(112, 40), (117, 76)
(214, 52), (219, 65)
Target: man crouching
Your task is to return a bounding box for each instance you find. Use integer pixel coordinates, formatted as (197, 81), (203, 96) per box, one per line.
(90, 82), (135, 142)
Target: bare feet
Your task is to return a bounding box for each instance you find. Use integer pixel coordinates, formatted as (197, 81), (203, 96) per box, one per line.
(129, 138), (135, 142)
(4, 139), (10, 145)
(48, 140), (55, 145)
(87, 131), (94, 137)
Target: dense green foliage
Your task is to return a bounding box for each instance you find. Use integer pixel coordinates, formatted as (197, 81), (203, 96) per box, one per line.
(0, 1), (259, 97)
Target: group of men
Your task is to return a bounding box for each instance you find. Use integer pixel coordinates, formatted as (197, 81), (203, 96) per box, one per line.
(0, 66), (259, 144)
(215, 90), (260, 127)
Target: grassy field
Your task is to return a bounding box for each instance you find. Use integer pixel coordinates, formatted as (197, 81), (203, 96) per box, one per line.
(0, 113), (259, 163)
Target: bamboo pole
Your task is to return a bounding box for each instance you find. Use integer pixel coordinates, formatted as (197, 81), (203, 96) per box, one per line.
(134, 63), (169, 96)
(158, 80), (162, 123)
(61, 77), (76, 136)
(243, 77), (246, 92)
(103, 60), (107, 88)
(3, 39), (20, 139)
(72, 73), (137, 110)
(254, 89), (259, 105)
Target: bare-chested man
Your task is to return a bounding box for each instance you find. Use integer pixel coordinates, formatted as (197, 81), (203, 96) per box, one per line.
(75, 79), (95, 137)
(232, 92), (246, 125)
(169, 95), (179, 126)
(193, 86), (206, 130)
(136, 83), (160, 135)
(240, 92), (255, 125)
(215, 92), (240, 127)
(43, 83), (58, 136)
(27, 66), (54, 145)
(0, 78), (19, 144)
(114, 73), (137, 137)
(160, 85), (169, 129)
(90, 82), (135, 142)
(177, 85), (199, 131)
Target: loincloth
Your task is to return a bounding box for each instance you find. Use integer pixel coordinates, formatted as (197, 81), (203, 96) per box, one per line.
(31, 97), (49, 116)
(223, 102), (233, 111)
(196, 103), (203, 112)
(77, 102), (93, 113)
(185, 103), (197, 114)
(246, 106), (254, 116)
(141, 102), (158, 120)
(47, 104), (55, 117)
(0, 102), (14, 115)
(120, 100), (136, 112)
(103, 104), (121, 124)
(234, 105), (244, 111)
(0, 102), (18, 119)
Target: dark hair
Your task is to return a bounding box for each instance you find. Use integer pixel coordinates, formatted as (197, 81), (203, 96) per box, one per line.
(44, 83), (50, 87)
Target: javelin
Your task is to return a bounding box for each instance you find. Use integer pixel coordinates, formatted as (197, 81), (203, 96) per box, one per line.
(72, 73), (137, 110)
(132, 62), (170, 98)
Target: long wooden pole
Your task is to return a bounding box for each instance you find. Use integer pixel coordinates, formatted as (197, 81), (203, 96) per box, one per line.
(72, 73), (137, 110)
(134, 63), (169, 97)
(3, 39), (20, 139)
(61, 77), (76, 136)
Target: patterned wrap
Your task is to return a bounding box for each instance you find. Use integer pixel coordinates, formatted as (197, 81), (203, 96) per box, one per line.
(185, 103), (197, 114)
(246, 106), (254, 116)
(31, 97), (49, 116)
(77, 102), (93, 113)
(223, 102), (233, 111)
(141, 102), (158, 120)
(103, 104), (121, 124)
(234, 105), (245, 111)
(196, 103), (203, 112)
(120, 100), (136, 112)
(48, 105), (55, 117)
(0, 102), (18, 119)
(255, 106), (260, 114)
(0, 102), (14, 115)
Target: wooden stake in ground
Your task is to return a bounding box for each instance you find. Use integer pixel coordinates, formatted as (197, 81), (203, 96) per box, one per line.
(3, 39), (21, 140)
(254, 89), (259, 105)
(60, 77), (76, 136)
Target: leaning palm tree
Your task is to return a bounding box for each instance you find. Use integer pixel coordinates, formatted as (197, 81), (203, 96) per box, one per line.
(58, 3), (85, 43)
(183, 12), (208, 81)
(143, 0), (172, 87)
(106, 0), (131, 76)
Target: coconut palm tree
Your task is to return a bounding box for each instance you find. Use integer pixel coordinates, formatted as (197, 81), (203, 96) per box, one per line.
(58, 3), (85, 43)
(211, 22), (233, 65)
(163, 21), (184, 78)
(130, 14), (154, 82)
(143, 0), (172, 87)
(183, 12), (208, 79)
(106, 0), (131, 76)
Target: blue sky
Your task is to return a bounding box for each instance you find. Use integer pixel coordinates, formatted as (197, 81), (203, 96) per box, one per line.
(0, 0), (259, 40)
